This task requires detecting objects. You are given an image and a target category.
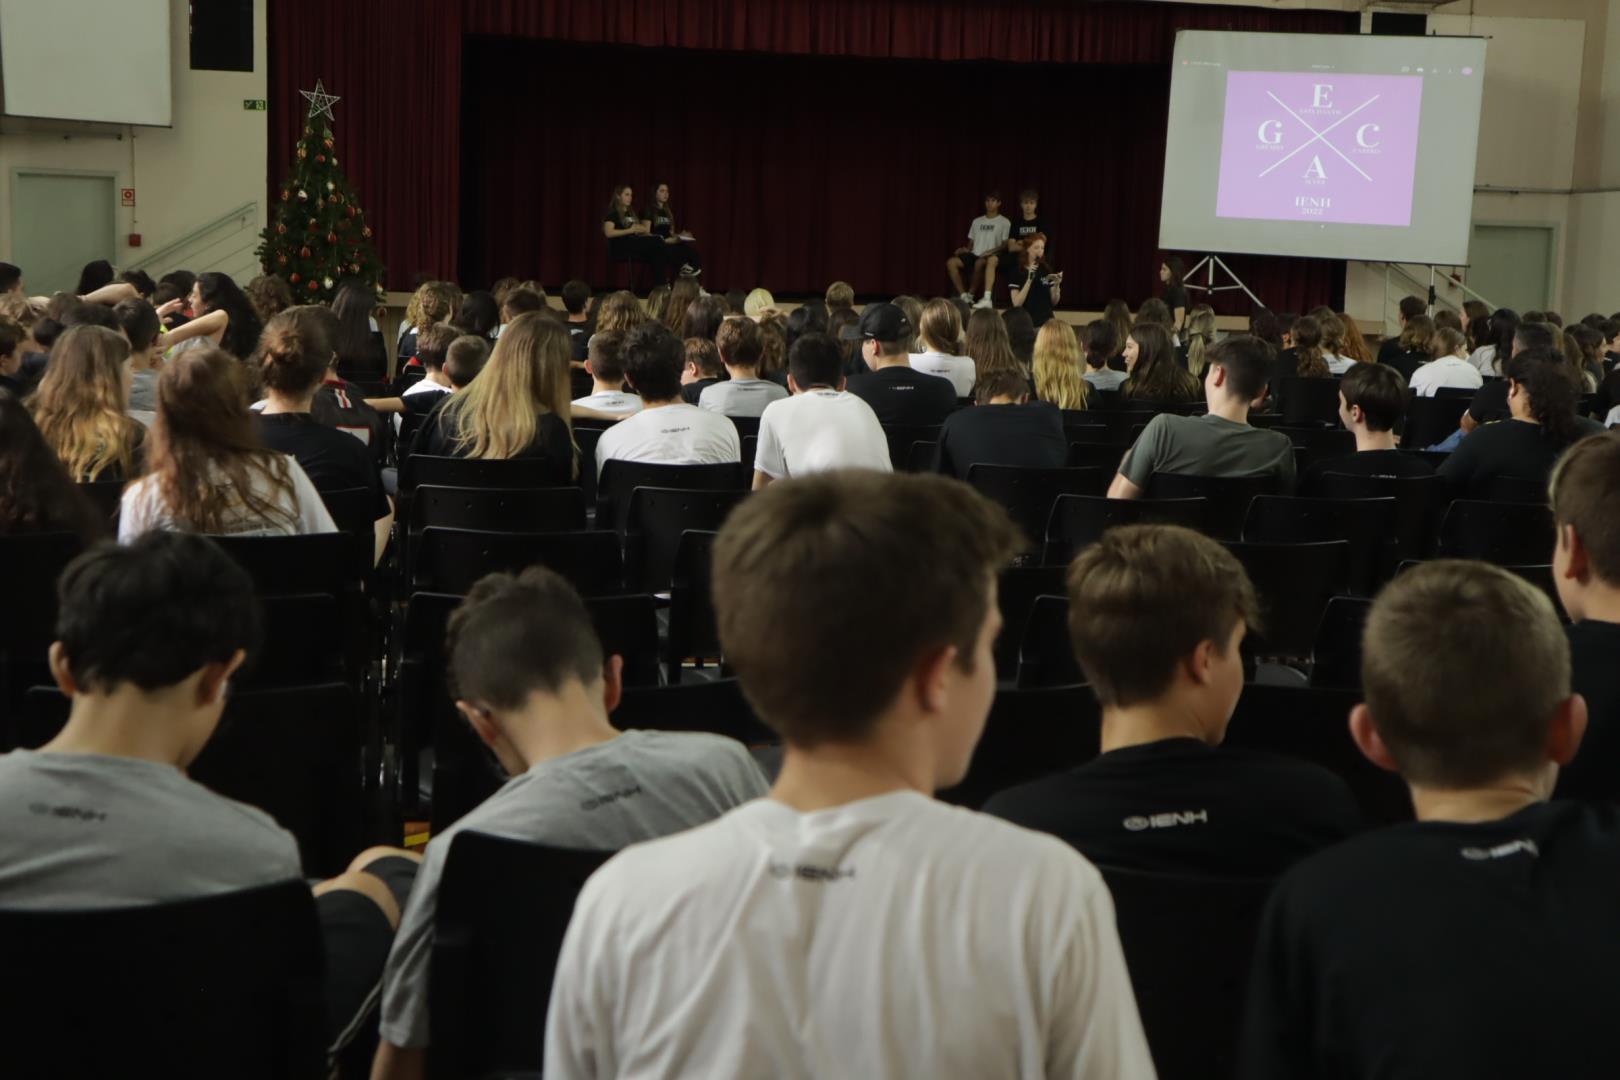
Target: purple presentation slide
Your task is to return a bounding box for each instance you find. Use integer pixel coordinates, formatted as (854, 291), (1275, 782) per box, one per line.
(1215, 71), (1423, 228)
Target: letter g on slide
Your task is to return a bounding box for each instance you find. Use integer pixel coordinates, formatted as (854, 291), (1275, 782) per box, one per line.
(1258, 120), (1283, 145)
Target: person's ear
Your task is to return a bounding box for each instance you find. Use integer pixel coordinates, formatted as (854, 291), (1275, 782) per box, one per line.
(601, 654), (624, 715)
(787, 374), (802, 395)
(1212, 365), (1227, 389)
(195, 649), (246, 709)
(1349, 704), (1400, 772)
(1559, 524), (1591, 582)
(584, 358), (597, 377)
(456, 700), (502, 751)
(47, 642), (79, 697)
(914, 644), (959, 717)
(1548, 693), (1589, 767)
(836, 374), (848, 391)
(1185, 638), (1216, 686)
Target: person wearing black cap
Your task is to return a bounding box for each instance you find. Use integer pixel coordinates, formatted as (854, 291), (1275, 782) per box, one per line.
(752, 332), (892, 489)
(846, 303), (958, 427)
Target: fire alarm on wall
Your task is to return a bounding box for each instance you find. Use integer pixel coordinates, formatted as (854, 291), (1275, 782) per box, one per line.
(128, 234), (142, 247)
(120, 188), (136, 207)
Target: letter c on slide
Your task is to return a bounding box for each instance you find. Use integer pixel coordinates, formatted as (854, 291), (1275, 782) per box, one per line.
(1356, 123), (1382, 148)
(1313, 84), (1333, 108)
(1258, 120), (1283, 145)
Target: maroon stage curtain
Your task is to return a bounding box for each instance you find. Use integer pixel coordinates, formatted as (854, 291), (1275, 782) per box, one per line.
(270, 0), (1352, 308)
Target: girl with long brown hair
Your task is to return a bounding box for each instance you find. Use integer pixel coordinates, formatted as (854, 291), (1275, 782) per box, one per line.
(1102, 299), (1133, 356)
(1290, 316), (1331, 379)
(1032, 320), (1090, 410)
(1123, 323), (1199, 403)
(645, 181), (701, 279)
(1181, 306), (1216, 377)
(31, 325), (145, 481)
(964, 307), (1022, 387)
(661, 278), (702, 334)
(119, 347), (335, 538)
(1338, 313), (1373, 365)
(417, 312), (577, 482)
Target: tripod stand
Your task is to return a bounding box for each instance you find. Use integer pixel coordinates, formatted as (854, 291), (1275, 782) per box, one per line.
(1184, 254), (1265, 310)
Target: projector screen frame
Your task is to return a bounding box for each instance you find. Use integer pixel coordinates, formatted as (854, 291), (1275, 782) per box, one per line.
(1159, 29), (1488, 268)
(0, 0), (174, 128)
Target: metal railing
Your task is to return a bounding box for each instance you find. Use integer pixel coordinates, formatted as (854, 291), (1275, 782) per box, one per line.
(1364, 261), (1497, 334)
(127, 202), (261, 283)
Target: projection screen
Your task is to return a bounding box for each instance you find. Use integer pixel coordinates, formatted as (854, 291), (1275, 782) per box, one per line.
(0, 0), (172, 127)
(1159, 30), (1487, 266)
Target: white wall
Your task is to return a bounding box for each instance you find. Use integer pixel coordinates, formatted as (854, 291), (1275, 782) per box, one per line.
(0, 0), (266, 284)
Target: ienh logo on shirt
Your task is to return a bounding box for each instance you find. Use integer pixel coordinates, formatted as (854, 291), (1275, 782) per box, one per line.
(768, 860), (855, 883)
(1122, 810), (1209, 832)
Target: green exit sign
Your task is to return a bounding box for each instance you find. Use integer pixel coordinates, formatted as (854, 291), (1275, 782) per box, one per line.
(243, 99), (266, 111)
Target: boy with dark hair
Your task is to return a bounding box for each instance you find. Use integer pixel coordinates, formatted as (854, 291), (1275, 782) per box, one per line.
(1006, 188), (1046, 259)
(846, 303), (956, 426)
(723, 288), (748, 316)
(1242, 560), (1616, 1080)
(571, 329), (642, 416)
(595, 322), (739, 470)
(1299, 362), (1434, 491)
(946, 191), (1011, 309)
(498, 288), (546, 336)
(0, 314), (25, 395)
(1377, 294), (1427, 366)
(1109, 334), (1294, 499)
(546, 472), (1156, 1078)
(985, 525), (1358, 874)
(442, 333), (489, 390)
(935, 368), (1066, 479)
(372, 565), (765, 1078)
(699, 316), (788, 417)
(0, 261), (22, 295)
(0, 532), (419, 1057)
(752, 332), (891, 488)
(679, 336), (725, 404)
(1550, 432), (1620, 800)
(365, 328), (480, 425)
(561, 279), (593, 362)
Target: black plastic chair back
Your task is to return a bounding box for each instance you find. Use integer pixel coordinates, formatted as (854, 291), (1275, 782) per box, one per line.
(1276, 377), (1342, 427)
(1437, 500), (1555, 565)
(1313, 472), (1444, 562)
(1401, 394), (1471, 449)
(1102, 867), (1273, 1080)
(409, 485), (587, 538)
(76, 480), (124, 526)
(728, 415), (761, 441)
(401, 454), (568, 493)
(241, 593), (346, 688)
(1015, 594), (1083, 689)
(624, 487), (748, 593)
(740, 435), (758, 474)
(1242, 495), (1397, 596)
(0, 532), (83, 742)
(596, 460), (746, 534)
(966, 465), (1109, 557)
(318, 485), (375, 546)
(1044, 495), (1210, 565)
(209, 532), (366, 597)
(995, 565), (1067, 680)
(1148, 473), (1285, 541)
(882, 424), (944, 470)
(905, 440), (939, 472)
(937, 685), (1100, 808)
(1482, 474), (1549, 504)
(587, 593), (661, 687)
(414, 527), (624, 596)
(1222, 541), (1351, 660)
(666, 530), (722, 684)
(1062, 413), (1110, 445)
(573, 427), (603, 509)
(1308, 596), (1373, 690)
(0, 881), (326, 1079)
(1274, 426), (1356, 469)
(1065, 442), (1127, 473)
(430, 833), (613, 1079)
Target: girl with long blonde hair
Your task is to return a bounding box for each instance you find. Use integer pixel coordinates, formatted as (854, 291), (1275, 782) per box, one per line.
(419, 313), (576, 481)
(1032, 320), (1090, 410)
(31, 325), (145, 481)
(1181, 306), (1216, 377)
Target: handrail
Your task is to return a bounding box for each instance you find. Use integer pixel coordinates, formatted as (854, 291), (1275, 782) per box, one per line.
(1366, 260), (1497, 314)
(126, 202), (259, 275)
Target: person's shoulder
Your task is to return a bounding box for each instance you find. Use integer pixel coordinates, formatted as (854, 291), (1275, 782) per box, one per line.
(625, 729), (759, 775)
(1213, 744), (1357, 796)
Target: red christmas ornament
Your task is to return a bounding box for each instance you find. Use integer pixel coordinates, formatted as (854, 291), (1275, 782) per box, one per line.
(279, 189), (289, 202)
(308, 280), (319, 292)
(276, 254), (287, 266)
(362, 226), (372, 239)
(315, 154), (325, 164)
(308, 218), (318, 230)
(322, 137), (334, 150)
(275, 223), (286, 235)
(326, 232), (336, 244)
(328, 194), (339, 205)
(299, 246), (311, 258)
(345, 206), (356, 218)
(289, 272), (300, 283)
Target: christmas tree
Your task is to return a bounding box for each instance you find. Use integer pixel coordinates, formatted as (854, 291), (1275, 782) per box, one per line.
(256, 80), (384, 303)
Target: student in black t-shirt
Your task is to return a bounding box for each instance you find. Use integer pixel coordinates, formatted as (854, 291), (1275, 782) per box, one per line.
(934, 368), (1065, 480)
(1440, 348), (1601, 498)
(679, 337), (726, 405)
(1377, 295), (1426, 367)
(1299, 362), (1434, 493)
(561, 279), (595, 364)
(984, 525), (1359, 875)
(1241, 560), (1618, 1080)
(252, 308), (393, 562)
(1159, 256), (1189, 332)
(846, 303), (956, 426)
(290, 305), (392, 467)
(601, 184), (671, 279)
(1005, 234), (1061, 329)
(1006, 188), (1046, 261)
(1386, 313), (1434, 382)
(643, 182), (701, 280)
(1456, 321), (1559, 440)
(1549, 432), (1620, 802)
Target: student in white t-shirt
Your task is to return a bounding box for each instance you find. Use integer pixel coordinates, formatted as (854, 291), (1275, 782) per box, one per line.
(946, 191), (1011, 310)
(545, 471), (1155, 1079)
(595, 322), (740, 471)
(570, 329), (643, 417)
(1409, 326), (1485, 397)
(752, 332), (892, 489)
(909, 297), (976, 397)
(699, 316), (788, 417)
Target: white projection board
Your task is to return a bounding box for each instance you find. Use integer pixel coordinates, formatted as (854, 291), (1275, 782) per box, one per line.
(1160, 31), (1487, 265)
(0, 0), (172, 126)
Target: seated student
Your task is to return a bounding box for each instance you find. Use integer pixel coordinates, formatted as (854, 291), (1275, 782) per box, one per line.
(417, 313), (577, 481)
(678, 336), (726, 405)
(985, 525), (1359, 875)
(946, 190), (1011, 309)
(723, 288), (749, 317)
(0, 314), (24, 396)
(909, 298), (976, 397)
(1319, 313), (1356, 375)
(1032, 319), (1089, 409)
(1287, 315), (1332, 379)
(113, 297), (164, 414)
(252, 308), (392, 560)
(368, 330), (479, 419)
(545, 471), (1155, 1078)
(1439, 349), (1603, 499)
(0, 532), (420, 1059)
(498, 287), (547, 337)
(561, 279), (594, 363)
(1082, 319), (1128, 391)
(1241, 560), (1620, 1080)
(846, 303), (957, 426)
(331, 280), (389, 380)
(1385, 313), (1434, 382)
(935, 368), (1066, 480)
(596, 322), (740, 471)
(393, 280), (458, 379)
(825, 280), (855, 322)
(1121, 322), (1200, 405)
(699, 317), (787, 417)
(371, 565), (766, 1078)
(1006, 188), (1047, 263)
(155, 272), (264, 363)
(121, 348), (336, 539)
(1377, 295), (1426, 366)
(1109, 335), (1294, 499)
(0, 393), (104, 542)
(1459, 320), (1556, 437)
(30, 325), (146, 482)
(753, 333), (893, 488)
(571, 329), (643, 417)
(1409, 326), (1485, 397)
(1299, 363), (1435, 492)
(272, 305), (392, 462)
(1550, 432), (1620, 801)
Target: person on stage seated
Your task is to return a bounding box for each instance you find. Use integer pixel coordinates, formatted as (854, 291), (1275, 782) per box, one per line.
(946, 190), (1010, 311)
(934, 368), (1065, 481)
(1006, 189), (1047, 266)
(1109, 334), (1293, 499)
(595, 322), (740, 470)
(644, 181), (701, 280)
(601, 184), (672, 280)
(984, 524), (1359, 875)
(1241, 560), (1619, 1080)
(699, 317), (788, 418)
(571, 330), (642, 417)
(1298, 362), (1434, 494)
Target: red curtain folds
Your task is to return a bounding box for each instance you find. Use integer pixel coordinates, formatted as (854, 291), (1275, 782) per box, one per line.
(269, 0), (1353, 307)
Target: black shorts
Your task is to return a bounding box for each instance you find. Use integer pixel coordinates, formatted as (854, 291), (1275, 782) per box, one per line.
(317, 855), (420, 1052)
